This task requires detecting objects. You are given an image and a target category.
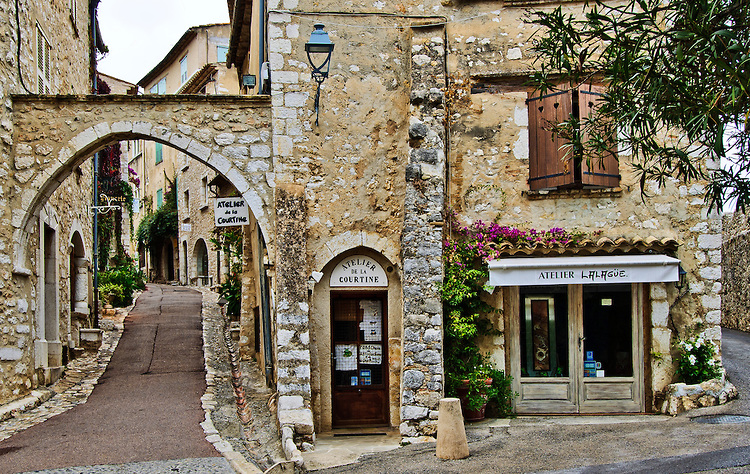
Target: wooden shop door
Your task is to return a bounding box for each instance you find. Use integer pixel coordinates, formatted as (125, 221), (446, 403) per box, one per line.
(331, 293), (388, 427)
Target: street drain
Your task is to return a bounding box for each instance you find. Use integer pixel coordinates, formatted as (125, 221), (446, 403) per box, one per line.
(691, 414), (750, 424)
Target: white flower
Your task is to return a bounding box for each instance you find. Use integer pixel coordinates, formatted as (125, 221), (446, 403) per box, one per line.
(708, 359), (715, 366)
(695, 338), (703, 348)
(688, 354), (697, 365)
(683, 343), (693, 352)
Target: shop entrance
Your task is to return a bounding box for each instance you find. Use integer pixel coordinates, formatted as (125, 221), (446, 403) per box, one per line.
(508, 284), (644, 413)
(331, 292), (388, 427)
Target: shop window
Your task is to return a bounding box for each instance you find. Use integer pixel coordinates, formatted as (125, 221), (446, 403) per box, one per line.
(527, 83), (619, 190)
(520, 286), (569, 377)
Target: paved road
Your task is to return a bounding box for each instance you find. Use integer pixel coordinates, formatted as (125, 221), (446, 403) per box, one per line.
(318, 327), (750, 473)
(0, 285), (223, 473)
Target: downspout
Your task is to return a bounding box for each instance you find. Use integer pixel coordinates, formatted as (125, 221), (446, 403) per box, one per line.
(91, 1), (100, 329)
(258, 226), (274, 385)
(259, 0), (265, 95)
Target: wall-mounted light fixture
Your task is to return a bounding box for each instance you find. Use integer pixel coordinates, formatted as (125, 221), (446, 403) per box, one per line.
(675, 264), (687, 290)
(305, 23), (334, 126)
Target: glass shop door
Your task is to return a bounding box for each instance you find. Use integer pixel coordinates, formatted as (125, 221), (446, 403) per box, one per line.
(512, 284), (644, 413)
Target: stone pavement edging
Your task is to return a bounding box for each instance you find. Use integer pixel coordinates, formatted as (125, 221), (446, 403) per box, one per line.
(198, 287), (264, 474)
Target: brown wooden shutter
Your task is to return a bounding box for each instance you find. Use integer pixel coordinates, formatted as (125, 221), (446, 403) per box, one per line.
(580, 83), (619, 187)
(527, 89), (575, 190)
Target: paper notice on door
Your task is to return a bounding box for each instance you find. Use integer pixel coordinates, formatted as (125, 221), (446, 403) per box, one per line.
(359, 300), (382, 341)
(335, 344), (357, 371)
(359, 343), (382, 365)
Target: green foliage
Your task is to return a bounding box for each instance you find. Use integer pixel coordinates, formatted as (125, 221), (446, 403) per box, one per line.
(99, 253), (146, 307)
(136, 175), (178, 250)
(527, 0), (750, 211)
(442, 215), (593, 416)
(211, 227), (244, 317)
(219, 270), (242, 317)
(676, 331), (723, 384)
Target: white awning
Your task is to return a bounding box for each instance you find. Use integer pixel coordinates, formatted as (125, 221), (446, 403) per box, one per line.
(488, 255), (680, 287)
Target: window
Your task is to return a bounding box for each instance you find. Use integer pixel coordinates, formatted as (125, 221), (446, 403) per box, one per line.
(217, 45), (228, 63)
(36, 26), (52, 94)
(155, 143), (163, 164)
(201, 176), (209, 206)
(183, 189), (189, 212)
(180, 55), (188, 84)
(150, 76), (167, 94)
(132, 139), (142, 157)
(156, 188), (163, 208)
(527, 83), (619, 190)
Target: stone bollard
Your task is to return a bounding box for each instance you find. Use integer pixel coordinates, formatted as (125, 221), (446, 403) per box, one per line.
(436, 397), (470, 460)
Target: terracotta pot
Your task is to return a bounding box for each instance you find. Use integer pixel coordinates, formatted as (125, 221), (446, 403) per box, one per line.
(456, 378), (493, 421)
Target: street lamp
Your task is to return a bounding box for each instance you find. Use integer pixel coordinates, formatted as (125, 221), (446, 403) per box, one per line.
(305, 23), (334, 126)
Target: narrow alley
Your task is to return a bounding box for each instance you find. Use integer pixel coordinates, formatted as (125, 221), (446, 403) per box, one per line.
(0, 285), (231, 473)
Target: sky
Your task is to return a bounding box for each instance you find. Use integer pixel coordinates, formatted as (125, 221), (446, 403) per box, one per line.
(96, 0), (230, 86)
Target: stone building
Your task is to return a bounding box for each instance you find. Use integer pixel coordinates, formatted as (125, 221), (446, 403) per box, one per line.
(722, 212), (750, 332)
(0, 0), (100, 401)
(0, 0), (724, 458)
(223, 0), (722, 453)
(132, 24), (239, 285)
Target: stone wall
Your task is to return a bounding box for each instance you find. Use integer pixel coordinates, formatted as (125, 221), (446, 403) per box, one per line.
(722, 212), (750, 332)
(0, 0), (94, 403)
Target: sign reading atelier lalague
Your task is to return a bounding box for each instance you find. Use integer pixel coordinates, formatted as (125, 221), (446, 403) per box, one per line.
(214, 197), (250, 227)
(330, 255), (388, 287)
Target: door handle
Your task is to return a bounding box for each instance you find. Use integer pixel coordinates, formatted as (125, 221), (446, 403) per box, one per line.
(578, 336), (586, 348)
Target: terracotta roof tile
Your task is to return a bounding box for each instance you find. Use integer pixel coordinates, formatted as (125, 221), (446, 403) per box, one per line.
(489, 236), (679, 257)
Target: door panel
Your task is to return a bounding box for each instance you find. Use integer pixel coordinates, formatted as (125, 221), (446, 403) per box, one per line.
(331, 294), (388, 427)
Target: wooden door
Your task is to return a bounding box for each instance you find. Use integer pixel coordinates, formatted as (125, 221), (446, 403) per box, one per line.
(331, 293), (388, 427)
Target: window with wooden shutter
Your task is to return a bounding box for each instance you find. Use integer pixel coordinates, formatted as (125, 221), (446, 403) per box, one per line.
(579, 84), (619, 188)
(527, 83), (619, 190)
(36, 26), (52, 94)
(527, 89), (575, 190)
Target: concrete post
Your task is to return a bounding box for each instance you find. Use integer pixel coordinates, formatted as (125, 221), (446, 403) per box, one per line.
(436, 398), (470, 460)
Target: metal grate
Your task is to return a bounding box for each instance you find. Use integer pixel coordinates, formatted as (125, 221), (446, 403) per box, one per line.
(691, 414), (750, 424)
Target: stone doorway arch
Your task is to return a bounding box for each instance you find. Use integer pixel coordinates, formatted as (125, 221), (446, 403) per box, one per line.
(9, 95), (274, 277)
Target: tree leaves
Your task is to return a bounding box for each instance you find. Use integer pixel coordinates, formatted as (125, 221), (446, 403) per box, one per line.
(527, 0), (750, 211)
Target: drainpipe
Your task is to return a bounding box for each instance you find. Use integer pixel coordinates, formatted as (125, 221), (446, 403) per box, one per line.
(259, 0), (265, 94)
(91, 1), (100, 329)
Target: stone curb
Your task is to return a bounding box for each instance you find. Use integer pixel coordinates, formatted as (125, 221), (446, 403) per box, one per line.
(198, 288), (264, 474)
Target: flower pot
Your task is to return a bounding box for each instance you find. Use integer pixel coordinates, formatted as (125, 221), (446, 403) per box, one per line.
(456, 378), (493, 421)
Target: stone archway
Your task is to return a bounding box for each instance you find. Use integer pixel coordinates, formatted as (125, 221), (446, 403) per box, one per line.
(9, 94), (274, 276)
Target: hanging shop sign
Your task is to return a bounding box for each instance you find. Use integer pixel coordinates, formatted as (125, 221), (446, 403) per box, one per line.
(214, 197), (249, 227)
(330, 255), (388, 287)
(488, 255), (680, 287)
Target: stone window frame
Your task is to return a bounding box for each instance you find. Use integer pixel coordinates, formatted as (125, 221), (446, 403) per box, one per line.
(36, 24), (52, 94)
